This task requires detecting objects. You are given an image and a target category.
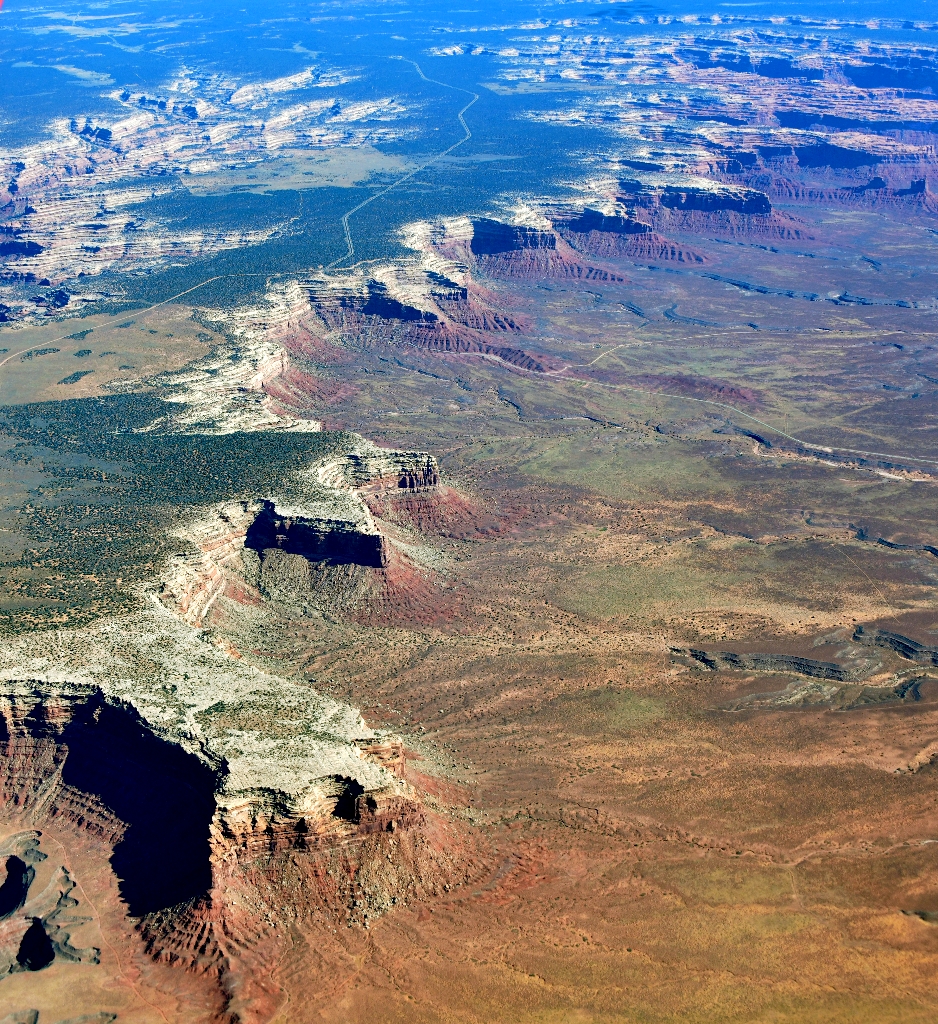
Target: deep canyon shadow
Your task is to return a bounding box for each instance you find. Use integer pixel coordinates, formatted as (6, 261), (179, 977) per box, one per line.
(60, 699), (217, 917)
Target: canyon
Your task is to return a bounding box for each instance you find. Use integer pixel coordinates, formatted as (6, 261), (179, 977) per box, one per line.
(3, 3), (938, 1023)
(0, 608), (459, 1022)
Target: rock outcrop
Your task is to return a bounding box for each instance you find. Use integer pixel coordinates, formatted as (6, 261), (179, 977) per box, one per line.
(246, 500), (389, 569)
(463, 217), (625, 282)
(159, 502), (255, 627)
(672, 647), (870, 681)
(157, 436), (445, 626)
(720, 676), (923, 713)
(304, 268), (559, 372)
(557, 207), (708, 263)
(468, 218), (557, 255)
(764, 174), (938, 212)
(0, 830), (100, 982)
(0, 608), (449, 1021)
(131, 337), (321, 436)
(612, 178), (809, 240)
(853, 626), (938, 666)
(315, 438), (440, 492)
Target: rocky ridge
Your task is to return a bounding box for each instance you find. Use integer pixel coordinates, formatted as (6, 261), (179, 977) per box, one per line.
(0, 607), (413, 861)
(563, 175), (811, 244)
(0, 402), (452, 1017)
(0, 67), (410, 306)
(299, 233), (562, 372)
(0, 831), (100, 982)
(0, 602), (451, 1020)
(853, 626), (938, 666)
(158, 436), (443, 627)
(672, 646), (874, 681)
(133, 336), (321, 435)
(425, 212), (626, 283)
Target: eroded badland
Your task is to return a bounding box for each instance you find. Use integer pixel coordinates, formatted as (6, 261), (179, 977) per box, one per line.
(3, 3), (938, 1022)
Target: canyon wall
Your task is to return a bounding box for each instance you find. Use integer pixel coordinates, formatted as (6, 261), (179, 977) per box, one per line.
(672, 647), (869, 681)
(0, 657), (439, 1022)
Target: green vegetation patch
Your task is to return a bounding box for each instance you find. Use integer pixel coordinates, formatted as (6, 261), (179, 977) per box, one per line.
(57, 370), (94, 385)
(0, 394), (351, 630)
(540, 687), (666, 736)
(551, 560), (712, 620)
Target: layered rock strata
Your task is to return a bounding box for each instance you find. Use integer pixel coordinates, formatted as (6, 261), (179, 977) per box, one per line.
(314, 438), (440, 492)
(0, 67), (409, 314)
(303, 266), (556, 372)
(159, 502), (255, 627)
(0, 617), (418, 868)
(158, 437), (443, 626)
(0, 608), (439, 1020)
(556, 207), (708, 263)
(610, 178), (809, 240)
(461, 216), (625, 282)
(131, 337), (321, 435)
(720, 676), (923, 713)
(673, 647), (870, 681)
(246, 500), (389, 569)
(557, 213), (701, 263)
(853, 626), (938, 666)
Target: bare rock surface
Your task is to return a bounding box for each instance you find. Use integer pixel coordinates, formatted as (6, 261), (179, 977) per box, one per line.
(0, 604), (407, 840)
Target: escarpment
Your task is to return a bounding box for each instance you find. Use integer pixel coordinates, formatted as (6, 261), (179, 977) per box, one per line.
(304, 271), (558, 372)
(0, 679), (423, 879)
(764, 173), (938, 212)
(289, 214), (628, 376)
(0, 685), (217, 916)
(655, 183), (773, 215)
(853, 626), (938, 666)
(315, 438), (439, 492)
(139, 337), (322, 436)
(469, 218), (557, 255)
(672, 647), (869, 681)
(463, 217), (625, 282)
(157, 436), (464, 628)
(246, 500), (389, 569)
(0, 620), (451, 1020)
(557, 207), (708, 263)
(604, 179), (809, 240)
(160, 502), (255, 626)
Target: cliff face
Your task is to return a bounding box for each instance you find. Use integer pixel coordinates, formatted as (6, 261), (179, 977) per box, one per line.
(557, 178), (808, 244)
(762, 173), (938, 212)
(0, 610), (447, 1021)
(156, 436), (449, 629)
(246, 500), (389, 569)
(656, 183), (773, 215)
(611, 179), (808, 240)
(240, 437), (444, 573)
(557, 207), (708, 264)
(314, 438), (440, 492)
(304, 270), (559, 372)
(465, 220), (625, 282)
(672, 647), (871, 681)
(0, 686), (217, 916)
(469, 218), (557, 254)
(0, 670), (418, 879)
(563, 209), (652, 235)
(853, 626), (938, 665)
